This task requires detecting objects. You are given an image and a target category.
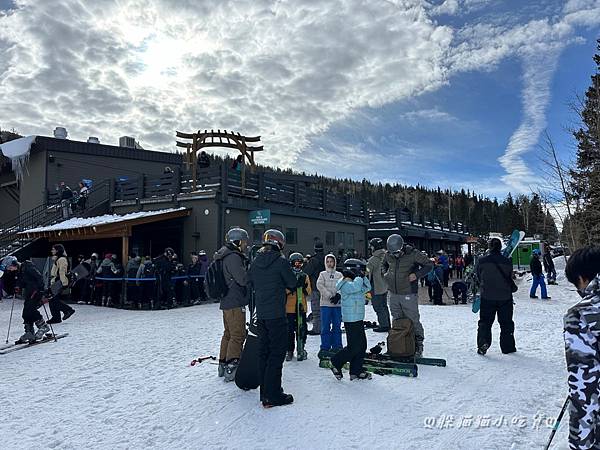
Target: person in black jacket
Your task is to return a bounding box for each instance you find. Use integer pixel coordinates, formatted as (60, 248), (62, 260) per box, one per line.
(0, 256), (50, 343)
(475, 238), (517, 355)
(530, 249), (551, 300)
(248, 229), (298, 408)
(303, 241), (325, 335)
(543, 247), (557, 285)
(153, 248), (176, 309)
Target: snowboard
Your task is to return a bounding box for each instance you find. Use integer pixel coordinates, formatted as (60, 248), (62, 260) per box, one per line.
(319, 349), (446, 367)
(234, 321), (260, 390)
(0, 333), (69, 355)
(472, 230), (524, 313)
(70, 263), (91, 284)
(319, 358), (418, 378)
(296, 276), (306, 361)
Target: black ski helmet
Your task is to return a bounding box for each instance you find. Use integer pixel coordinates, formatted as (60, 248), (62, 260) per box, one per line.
(344, 258), (367, 277)
(386, 234), (404, 255)
(225, 227), (249, 249)
(289, 252), (304, 264)
(369, 238), (385, 251)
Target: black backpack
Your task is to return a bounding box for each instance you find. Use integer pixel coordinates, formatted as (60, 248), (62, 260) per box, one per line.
(206, 258), (229, 299)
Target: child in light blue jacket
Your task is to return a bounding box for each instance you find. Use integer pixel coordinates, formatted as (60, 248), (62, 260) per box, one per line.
(330, 259), (372, 381)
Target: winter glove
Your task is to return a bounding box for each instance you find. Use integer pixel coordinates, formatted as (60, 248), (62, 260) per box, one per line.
(330, 293), (341, 305)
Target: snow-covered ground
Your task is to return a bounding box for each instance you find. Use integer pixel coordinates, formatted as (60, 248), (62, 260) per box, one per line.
(0, 259), (575, 449)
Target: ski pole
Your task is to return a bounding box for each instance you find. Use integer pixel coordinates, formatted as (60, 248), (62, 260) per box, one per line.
(544, 396), (569, 450)
(190, 355), (216, 366)
(5, 293), (16, 344)
(40, 298), (58, 342)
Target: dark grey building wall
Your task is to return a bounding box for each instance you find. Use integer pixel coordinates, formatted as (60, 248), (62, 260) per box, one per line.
(46, 150), (177, 196)
(19, 150), (46, 215)
(0, 178), (19, 223)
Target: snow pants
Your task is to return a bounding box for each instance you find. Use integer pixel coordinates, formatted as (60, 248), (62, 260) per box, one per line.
(257, 317), (288, 401)
(320, 306), (342, 350)
(22, 289), (42, 325)
(49, 288), (73, 320)
(477, 298), (515, 353)
(431, 282), (443, 305)
(310, 291), (321, 332)
(530, 275), (548, 298)
(330, 321), (367, 376)
(371, 293), (391, 329)
(286, 312), (307, 353)
(389, 293), (424, 344)
(220, 307), (246, 362)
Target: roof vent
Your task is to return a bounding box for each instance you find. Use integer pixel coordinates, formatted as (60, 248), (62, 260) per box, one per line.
(119, 136), (136, 148)
(87, 137), (100, 144)
(53, 127), (68, 139)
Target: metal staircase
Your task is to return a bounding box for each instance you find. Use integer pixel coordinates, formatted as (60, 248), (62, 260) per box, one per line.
(0, 180), (111, 259)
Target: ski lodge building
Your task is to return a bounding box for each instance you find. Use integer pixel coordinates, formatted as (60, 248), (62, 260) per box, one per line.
(0, 131), (470, 263)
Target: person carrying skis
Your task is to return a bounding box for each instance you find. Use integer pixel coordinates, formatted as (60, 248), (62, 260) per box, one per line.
(543, 246), (557, 285)
(247, 229), (297, 408)
(304, 241), (325, 335)
(382, 234), (433, 358)
(215, 227), (249, 382)
(316, 254), (343, 357)
(564, 245), (600, 450)
(285, 253), (311, 361)
(530, 249), (551, 300)
(366, 238), (391, 332)
(0, 256), (51, 343)
(48, 244), (75, 324)
(475, 238), (516, 355)
(329, 258), (372, 381)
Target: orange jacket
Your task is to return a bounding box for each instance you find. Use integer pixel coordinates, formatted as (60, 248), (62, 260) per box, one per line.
(285, 272), (312, 314)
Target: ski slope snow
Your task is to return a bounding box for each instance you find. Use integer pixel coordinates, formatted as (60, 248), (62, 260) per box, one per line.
(0, 258), (574, 449)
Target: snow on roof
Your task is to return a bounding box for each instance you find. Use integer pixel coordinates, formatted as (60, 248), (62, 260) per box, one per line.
(23, 207), (187, 234)
(0, 135), (37, 183)
(0, 135), (36, 158)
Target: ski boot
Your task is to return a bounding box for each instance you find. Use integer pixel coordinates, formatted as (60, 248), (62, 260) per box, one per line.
(350, 372), (372, 381)
(330, 364), (343, 380)
(285, 351), (294, 361)
(262, 393), (294, 408)
(223, 359), (239, 382)
(415, 342), (424, 359)
(217, 360), (226, 378)
(477, 343), (489, 356)
(34, 320), (51, 340)
(17, 324), (36, 344)
(297, 349), (308, 361)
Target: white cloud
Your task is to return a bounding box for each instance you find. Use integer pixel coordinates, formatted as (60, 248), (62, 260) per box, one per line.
(0, 0), (599, 192)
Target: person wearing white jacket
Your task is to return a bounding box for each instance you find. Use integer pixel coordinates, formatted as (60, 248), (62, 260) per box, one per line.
(316, 254), (343, 356)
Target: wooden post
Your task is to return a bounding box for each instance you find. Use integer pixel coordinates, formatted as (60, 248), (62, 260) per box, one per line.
(122, 233), (129, 268)
(192, 136), (198, 191)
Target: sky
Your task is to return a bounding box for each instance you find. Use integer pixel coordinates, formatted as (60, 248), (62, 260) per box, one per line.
(1, 0), (599, 199)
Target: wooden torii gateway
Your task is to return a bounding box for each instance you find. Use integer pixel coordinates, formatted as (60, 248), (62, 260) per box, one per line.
(175, 129), (263, 191)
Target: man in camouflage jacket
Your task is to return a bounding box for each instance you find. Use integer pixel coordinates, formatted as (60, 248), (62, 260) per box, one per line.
(564, 246), (600, 449)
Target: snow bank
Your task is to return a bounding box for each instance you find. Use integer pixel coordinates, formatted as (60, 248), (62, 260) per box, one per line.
(0, 135), (36, 183)
(23, 207), (187, 234)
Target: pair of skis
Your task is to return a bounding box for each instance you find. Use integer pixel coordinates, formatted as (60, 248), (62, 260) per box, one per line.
(0, 333), (69, 355)
(318, 358), (418, 378)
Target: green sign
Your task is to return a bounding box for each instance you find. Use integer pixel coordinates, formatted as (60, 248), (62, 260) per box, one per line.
(249, 209), (271, 225)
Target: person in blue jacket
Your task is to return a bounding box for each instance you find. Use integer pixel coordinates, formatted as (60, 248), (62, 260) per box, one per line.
(330, 258), (372, 381)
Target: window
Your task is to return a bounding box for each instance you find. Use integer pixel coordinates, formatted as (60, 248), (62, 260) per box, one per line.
(286, 228), (297, 245)
(346, 232), (354, 250)
(326, 231), (335, 246)
(337, 232), (345, 247)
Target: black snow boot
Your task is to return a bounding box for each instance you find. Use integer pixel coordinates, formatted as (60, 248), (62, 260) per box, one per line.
(477, 343), (489, 355)
(262, 393), (294, 408)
